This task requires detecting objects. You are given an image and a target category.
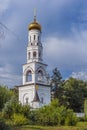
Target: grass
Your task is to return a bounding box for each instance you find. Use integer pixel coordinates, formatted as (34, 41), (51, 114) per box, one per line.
(12, 123), (87, 130)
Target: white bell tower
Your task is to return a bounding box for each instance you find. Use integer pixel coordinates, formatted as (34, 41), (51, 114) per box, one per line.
(18, 11), (51, 109)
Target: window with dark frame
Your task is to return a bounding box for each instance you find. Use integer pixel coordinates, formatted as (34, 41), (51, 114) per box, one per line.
(28, 52), (30, 59)
(34, 35), (35, 40)
(33, 51), (36, 58)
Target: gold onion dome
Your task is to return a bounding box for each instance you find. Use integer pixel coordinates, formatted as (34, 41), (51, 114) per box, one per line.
(29, 17), (41, 32)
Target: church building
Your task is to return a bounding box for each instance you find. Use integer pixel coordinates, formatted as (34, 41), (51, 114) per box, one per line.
(18, 13), (51, 109)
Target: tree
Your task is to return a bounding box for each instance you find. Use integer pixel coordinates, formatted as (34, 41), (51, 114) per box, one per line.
(84, 99), (87, 117)
(29, 99), (78, 126)
(51, 68), (63, 99)
(2, 96), (30, 119)
(63, 78), (87, 112)
(0, 85), (14, 111)
(51, 68), (62, 87)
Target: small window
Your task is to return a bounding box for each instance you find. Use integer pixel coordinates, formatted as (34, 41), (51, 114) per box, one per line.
(26, 70), (32, 82)
(34, 35), (35, 40)
(38, 36), (39, 40)
(33, 51), (36, 58)
(28, 52), (30, 59)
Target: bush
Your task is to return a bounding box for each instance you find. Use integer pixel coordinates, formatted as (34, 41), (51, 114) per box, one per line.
(65, 109), (78, 126)
(0, 118), (11, 130)
(28, 99), (78, 126)
(12, 113), (29, 126)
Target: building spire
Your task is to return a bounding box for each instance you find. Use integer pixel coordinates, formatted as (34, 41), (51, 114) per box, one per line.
(34, 8), (36, 22)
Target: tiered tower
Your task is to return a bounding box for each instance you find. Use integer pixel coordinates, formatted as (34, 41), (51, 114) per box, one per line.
(18, 13), (51, 109)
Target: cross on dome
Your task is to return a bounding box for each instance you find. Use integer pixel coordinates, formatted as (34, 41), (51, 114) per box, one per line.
(28, 9), (41, 32)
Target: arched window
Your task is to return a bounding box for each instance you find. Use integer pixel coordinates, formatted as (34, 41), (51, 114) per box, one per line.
(28, 52), (31, 59)
(26, 70), (32, 82)
(38, 70), (43, 81)
(33, 51), (36, 58)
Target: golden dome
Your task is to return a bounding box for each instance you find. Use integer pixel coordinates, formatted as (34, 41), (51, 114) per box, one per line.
(28, 11), (41, 32)
(29, 21), (41, 31)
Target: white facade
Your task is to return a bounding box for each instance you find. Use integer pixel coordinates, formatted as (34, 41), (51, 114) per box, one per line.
(18, 16), (51, 109)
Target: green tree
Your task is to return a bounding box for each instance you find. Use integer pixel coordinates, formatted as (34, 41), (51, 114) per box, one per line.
(29, 99), (77, 126)
(63, 78), (87, 112)
(2, 96), (30, 119)
(0, 85), (14, 111)
(84, 99), (87, 117)
(51, 68), (63, 99)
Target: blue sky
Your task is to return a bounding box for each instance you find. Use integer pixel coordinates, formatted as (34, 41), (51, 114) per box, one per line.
(0, 0), (87, 87)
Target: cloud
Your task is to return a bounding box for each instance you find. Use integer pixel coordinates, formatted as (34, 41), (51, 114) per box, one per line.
(0, 64), (22, 87)
(43, 29), (87, 73)
(71, 71), (87, 81)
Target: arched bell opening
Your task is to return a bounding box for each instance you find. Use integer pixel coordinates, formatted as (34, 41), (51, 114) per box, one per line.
(26, 70), (32, 82)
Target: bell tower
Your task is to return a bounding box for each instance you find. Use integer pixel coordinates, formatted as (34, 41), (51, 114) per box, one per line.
(18, 11), (51, 109)
(27, 11), (43, 64)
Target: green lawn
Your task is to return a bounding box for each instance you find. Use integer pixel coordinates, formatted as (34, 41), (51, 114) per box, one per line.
(12, 122), (87, 130)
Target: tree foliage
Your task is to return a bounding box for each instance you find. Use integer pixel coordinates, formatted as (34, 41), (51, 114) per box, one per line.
(51, 68), (87, 112)
(51, 68), (63, 99)
(12, 113), (28, 126)
(29, 99), (78, 126)
(0, 117), (11, 130)
(63, 78), (87, 112)
(84, 99), (87, 117)
(2, 96), (30, 119)
(0, 85), (14, 111)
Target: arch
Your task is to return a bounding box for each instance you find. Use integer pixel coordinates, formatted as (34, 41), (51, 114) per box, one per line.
(26, 70), (32, 82)
(24, 66), (34, 76)
(36, 66), (46, 75)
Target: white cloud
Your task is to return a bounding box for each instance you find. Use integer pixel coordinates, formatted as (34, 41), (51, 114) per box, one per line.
(43, 29), (87, 72)
(71, 71), (87, 81)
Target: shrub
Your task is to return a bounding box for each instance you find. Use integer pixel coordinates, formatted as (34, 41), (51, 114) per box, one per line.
(65, 109), (78, 126)
(0, 118), (11, 130)
(12, 113), (28, 126)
